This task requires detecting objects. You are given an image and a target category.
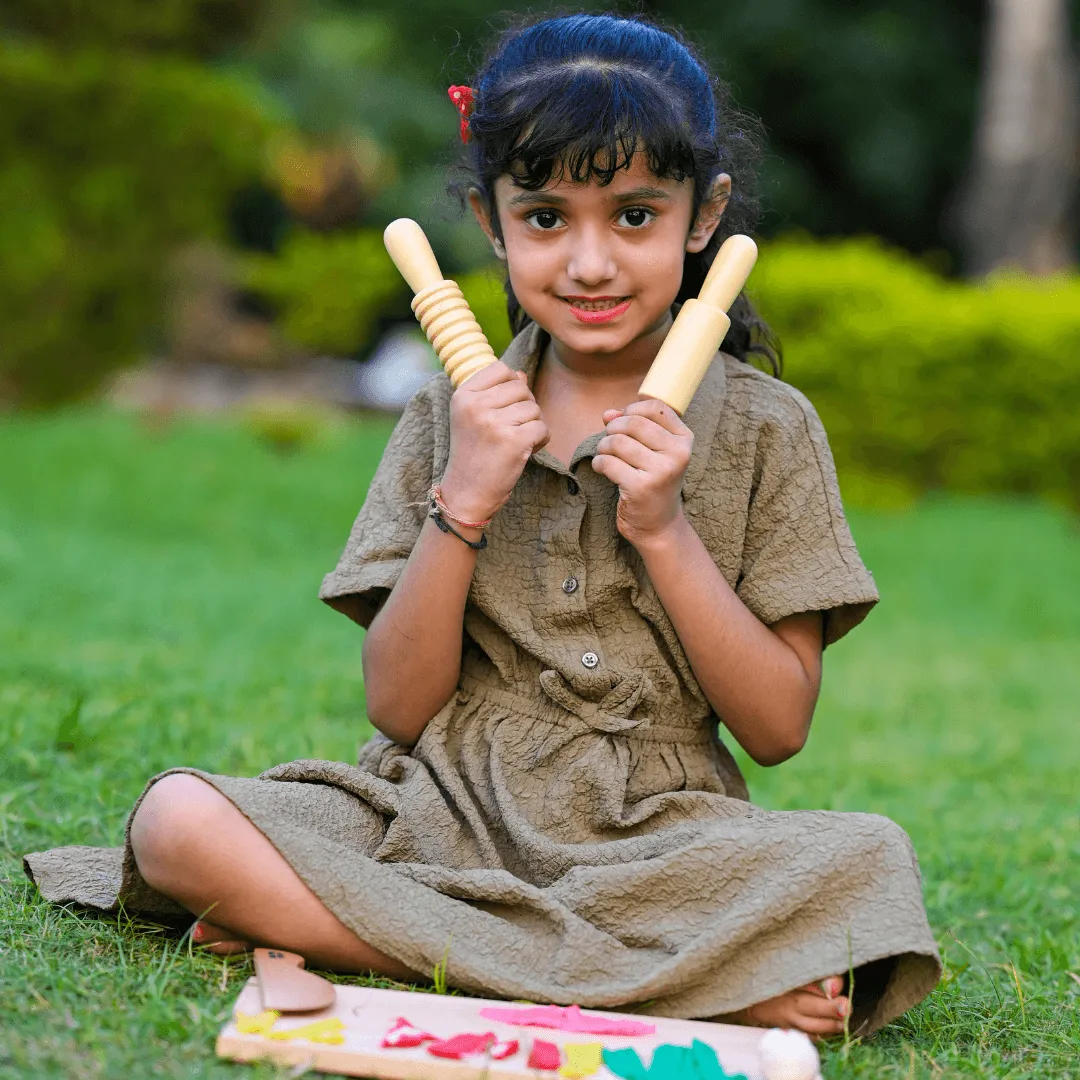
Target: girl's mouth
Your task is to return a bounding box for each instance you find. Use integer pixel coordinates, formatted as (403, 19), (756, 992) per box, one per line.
(563, 296), (632, 324)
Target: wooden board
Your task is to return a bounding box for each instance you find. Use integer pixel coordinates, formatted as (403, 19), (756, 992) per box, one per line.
(216, 980), (801, 1079)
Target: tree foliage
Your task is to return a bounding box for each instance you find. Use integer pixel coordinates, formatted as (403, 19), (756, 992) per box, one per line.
(0, 3), (274, 404)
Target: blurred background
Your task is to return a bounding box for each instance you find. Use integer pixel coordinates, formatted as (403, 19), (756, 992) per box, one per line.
(0, 0), (1078, 504)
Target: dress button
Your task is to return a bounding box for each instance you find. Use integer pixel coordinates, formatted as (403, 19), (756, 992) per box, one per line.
(567, 476), (579, 495)
(581, 651), (599, 669)
(562, 576), (579, 594)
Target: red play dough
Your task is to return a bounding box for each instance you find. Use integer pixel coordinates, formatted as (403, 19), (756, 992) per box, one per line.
(428, 1032), (498, 1059)
(527, 1039), (563, 1070)
(381, 1017), (436, 1048)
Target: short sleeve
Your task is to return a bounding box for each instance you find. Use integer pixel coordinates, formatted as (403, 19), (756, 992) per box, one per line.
(736, 388), (879, 646)
(318, 378), (446, 627)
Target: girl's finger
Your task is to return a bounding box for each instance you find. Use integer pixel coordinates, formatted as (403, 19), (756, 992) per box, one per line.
(498, 400), (543, 426)
(625, 397), (691, 436)
(604, 413), (684, 453)
(592, 453), (642, 489)
(459, 361), (522, 393)
(596, 432), (660, 472)
(471, 375), (535, 410)
(518, 418), (550, 451)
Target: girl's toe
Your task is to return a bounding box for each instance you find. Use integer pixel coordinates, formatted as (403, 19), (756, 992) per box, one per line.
(191, 920), (251, 954)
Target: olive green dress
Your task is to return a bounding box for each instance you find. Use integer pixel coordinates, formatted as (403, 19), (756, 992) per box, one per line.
(25, 324), (941, 1034)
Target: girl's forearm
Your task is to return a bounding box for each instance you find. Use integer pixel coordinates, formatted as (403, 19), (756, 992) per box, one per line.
(361, 516), (483, 744)
(636, 513), (819, 765)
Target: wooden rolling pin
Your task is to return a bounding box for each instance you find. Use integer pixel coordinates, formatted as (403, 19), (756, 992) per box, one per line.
(383, 218), (757, 411)
(637, 234), (758, 414)
(383, 218), (498, 389)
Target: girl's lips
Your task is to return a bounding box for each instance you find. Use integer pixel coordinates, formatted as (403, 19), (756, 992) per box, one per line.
(564, 297), (632, 324)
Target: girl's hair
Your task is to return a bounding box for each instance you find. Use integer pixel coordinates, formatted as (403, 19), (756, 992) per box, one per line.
(454, 13), (781, 375)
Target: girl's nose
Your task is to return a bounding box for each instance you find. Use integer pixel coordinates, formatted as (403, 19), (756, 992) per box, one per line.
(566, 228), (617, 286)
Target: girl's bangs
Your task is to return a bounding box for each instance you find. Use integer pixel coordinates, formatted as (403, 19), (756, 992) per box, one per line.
(493, 69), (699, 190)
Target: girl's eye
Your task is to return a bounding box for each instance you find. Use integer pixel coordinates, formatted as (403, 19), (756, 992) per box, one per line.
(525, 209), (563, 231)
(617, 207), (655, 229)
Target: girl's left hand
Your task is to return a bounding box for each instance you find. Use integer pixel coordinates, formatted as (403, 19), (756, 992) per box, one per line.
(592, 399), (693, 549)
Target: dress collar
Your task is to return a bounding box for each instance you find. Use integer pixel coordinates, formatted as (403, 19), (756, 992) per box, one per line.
(499, 322), (726, 496)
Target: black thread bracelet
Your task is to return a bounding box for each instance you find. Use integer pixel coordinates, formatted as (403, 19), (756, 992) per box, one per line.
(429, 505), (487, 550)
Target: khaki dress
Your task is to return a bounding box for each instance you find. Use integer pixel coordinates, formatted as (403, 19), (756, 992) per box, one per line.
(25, 325), (941, 1034)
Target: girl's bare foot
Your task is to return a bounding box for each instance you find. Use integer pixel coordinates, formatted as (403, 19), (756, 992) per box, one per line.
(721, 975), (850, 1038)
(191, 919), (251, 956)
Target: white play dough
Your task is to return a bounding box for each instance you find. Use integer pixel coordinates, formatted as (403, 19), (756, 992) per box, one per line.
(759, 1028), (821, 1080)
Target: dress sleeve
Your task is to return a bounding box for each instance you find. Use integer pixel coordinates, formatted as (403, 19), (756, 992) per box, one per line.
(318, 378), (446, 627)
(736, 387), (879, 646)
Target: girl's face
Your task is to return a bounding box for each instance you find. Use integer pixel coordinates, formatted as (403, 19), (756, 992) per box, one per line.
(473, 155), (728, 365)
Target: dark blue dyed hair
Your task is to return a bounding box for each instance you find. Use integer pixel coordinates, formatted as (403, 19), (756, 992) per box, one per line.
(455, 13), (780, 374)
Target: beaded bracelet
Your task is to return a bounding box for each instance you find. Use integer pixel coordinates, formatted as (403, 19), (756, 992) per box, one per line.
(428, 505), (487, 550)
(428, 484), (493, 530)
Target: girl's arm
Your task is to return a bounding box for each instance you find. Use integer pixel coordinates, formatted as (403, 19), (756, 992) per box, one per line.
(634, 519), (822, 765)
(593, 399), (822, 766)
(362, 364), (548, 745)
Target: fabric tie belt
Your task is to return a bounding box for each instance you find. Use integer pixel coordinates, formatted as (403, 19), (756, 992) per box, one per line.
(538, 669), (655, 735)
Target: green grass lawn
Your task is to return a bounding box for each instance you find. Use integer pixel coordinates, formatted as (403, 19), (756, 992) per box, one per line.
(1, 407), (1078, 1079)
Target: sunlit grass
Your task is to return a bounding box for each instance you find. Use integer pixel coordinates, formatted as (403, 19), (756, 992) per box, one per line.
(2, 407), (1078, 1078)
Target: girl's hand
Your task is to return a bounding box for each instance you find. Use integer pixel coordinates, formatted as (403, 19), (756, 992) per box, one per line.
(439, 362), (550, 523)
(592, 399), (693, 549)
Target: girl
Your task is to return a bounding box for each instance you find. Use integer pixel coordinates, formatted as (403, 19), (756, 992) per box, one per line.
(26, 13), (941, 1038)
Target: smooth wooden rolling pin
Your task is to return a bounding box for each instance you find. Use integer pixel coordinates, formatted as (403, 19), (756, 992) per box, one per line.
(637, 234), (758, 415)
(384, 218), (498, 388)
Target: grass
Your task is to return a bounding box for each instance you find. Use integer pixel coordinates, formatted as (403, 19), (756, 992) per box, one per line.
(1, 406), (1078, 1079)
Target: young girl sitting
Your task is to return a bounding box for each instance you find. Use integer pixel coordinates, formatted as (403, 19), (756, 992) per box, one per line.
(26, 13), (940, 1038)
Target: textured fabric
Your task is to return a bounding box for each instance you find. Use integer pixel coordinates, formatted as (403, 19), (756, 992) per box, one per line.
(24, 324), (940, 1034)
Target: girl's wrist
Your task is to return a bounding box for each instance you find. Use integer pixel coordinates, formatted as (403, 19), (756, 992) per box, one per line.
(627, 509), (692, 559)
(436, 476), (502, 526)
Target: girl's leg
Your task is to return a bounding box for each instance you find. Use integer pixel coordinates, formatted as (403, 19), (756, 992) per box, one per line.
(128, 773), (419, 980)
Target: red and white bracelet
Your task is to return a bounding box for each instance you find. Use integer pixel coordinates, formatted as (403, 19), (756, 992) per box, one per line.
(427, 485), (493, 530)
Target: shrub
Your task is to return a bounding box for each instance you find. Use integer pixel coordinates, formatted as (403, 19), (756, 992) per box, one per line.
(0, 41), (273, 405)
(751, 237), (1080, 508)
(242, 228), (403, 356)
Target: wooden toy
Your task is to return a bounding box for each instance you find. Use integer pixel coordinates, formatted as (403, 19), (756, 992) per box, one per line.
(216, 979), (824, 1079)
(637, 234), (758, 415)
(384, 218), (499, 389)
(252, 947), (336, 1013)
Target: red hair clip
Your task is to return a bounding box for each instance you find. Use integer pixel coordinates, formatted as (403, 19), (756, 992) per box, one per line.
(448, 85), (475, 144)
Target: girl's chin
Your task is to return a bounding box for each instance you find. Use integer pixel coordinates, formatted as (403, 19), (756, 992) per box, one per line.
(531, 307), (669, 356)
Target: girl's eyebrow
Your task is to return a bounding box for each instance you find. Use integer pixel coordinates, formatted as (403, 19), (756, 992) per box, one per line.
(506, 186), (671, 207)
(507, 191), (569, 207)
(611, 186), (671, 202)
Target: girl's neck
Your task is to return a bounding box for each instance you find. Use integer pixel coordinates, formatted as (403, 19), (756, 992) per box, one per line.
(531, 313), (673, 466)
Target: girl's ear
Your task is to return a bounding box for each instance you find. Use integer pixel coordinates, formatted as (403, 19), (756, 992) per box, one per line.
(686, 173), (731, 254)
(468, 189), (506, 260)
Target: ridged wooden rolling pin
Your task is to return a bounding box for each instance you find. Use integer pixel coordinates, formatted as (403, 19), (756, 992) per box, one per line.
(384, 218), (498, 388)
(638, 234), (758, 414)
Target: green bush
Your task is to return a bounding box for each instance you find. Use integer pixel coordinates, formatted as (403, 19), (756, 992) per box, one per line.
(458, 266), (513, 356)
(0, 39), (272, 405)
(751, 237), (1080, 508)
(243, 228), (404, 356)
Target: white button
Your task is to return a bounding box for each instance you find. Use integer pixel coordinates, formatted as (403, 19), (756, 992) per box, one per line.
(581, 651), (599, 669)
(562, 576), (579, 594)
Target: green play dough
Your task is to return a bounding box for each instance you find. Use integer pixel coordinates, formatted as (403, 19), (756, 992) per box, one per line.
(602, 1040), (749, 1080)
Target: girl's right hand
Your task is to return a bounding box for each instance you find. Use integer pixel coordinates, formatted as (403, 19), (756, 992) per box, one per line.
(439, 362), (549, 523)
